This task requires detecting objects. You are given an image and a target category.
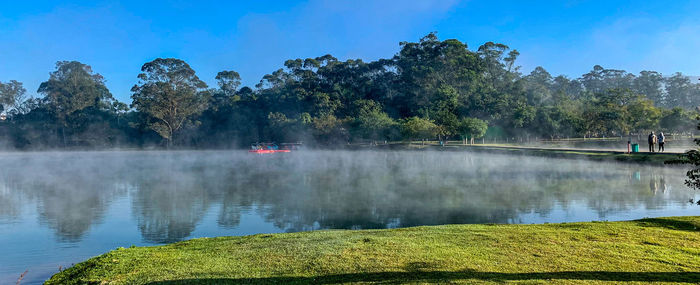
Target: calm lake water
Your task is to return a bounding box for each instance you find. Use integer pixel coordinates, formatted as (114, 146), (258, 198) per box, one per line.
(1, 150), (699, 284)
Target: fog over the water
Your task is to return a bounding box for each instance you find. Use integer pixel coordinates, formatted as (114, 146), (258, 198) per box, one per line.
(1, 150), (699, 284)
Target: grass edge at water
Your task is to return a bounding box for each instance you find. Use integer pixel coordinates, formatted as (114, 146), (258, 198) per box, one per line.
(46, 216), (700, 284)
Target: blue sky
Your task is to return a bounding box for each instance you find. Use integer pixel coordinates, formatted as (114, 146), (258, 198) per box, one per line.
(0, 0), (699, 102)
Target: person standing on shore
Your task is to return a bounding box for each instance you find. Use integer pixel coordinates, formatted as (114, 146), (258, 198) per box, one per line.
(658, 132), (665, 152)
(648, 132), (656, 152)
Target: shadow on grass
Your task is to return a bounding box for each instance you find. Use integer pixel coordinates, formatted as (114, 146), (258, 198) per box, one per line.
(636, 217), (700, 232)
(147, 271), (700, 284)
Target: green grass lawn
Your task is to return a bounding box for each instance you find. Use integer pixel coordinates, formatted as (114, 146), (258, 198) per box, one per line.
(374, 142), (685, 166)
(498, 148), (679, 165)
(438, 144), (682, 166)
(47, 216), (700, 284)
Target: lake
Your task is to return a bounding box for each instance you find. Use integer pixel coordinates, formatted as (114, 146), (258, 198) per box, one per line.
(1, 150), (699, 284)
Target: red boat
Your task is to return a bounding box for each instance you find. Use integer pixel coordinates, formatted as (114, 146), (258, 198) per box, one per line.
(248, 143), (292, 154)
(248, 149), (291, 154)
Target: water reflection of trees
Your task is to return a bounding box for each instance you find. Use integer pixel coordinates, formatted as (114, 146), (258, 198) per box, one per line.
(0, 153), (127, 242)
(225, 152), (692, 232)
(130, 170), (210, 243)
(0, 151), (693, 244)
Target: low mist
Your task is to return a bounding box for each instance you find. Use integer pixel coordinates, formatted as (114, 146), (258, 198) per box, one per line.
(1, 150), (699, 283)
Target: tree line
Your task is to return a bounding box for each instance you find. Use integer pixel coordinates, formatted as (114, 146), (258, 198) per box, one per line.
(0, 33), (698, 149)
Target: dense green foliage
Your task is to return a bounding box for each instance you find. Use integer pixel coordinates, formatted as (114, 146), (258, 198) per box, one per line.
(669, 120), (700, 189)
(131, 58), (209, 146)
(47, 216), (700, 284)
(0, 80), (26, 115)
(457, 117), (488, 144)
(1, 33), (699, 149)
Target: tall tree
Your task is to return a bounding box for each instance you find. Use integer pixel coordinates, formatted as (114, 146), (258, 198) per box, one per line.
(37, 61), (113, 145)
(215, 70), (242, 97)
(552, 75), (584, 99)
(478, 41), (511, 86)
(633, 71), (665, 106)
(400, 117), (438, 143)
(659, 107), (695, 134)
(627, 97), (661, 133)
(351, 99), (396, 142)
(533, 106), (564, 139)
(523, 66), (553, 105)
(194, 70), (246, 148)
(131, 58), (209, 146)
(580, 65), (634, 95)
(311, 114), (348, 144)
(0, 80), (27, 116)
(582, 89), (636, 136)
(664, 73), (699, 108)
(394, 33), (482, 118)
(457, 117), (488, 144)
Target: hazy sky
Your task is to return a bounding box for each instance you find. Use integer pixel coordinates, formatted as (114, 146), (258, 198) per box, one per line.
(1, 0), (698, 102)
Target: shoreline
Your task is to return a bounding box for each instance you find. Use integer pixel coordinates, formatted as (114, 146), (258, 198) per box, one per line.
(0, 145), (689, 168)
(370, 143), (686, 166)
(47, 216), (700, 284)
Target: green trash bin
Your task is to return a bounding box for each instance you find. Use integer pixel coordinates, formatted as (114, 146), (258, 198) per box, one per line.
(631, 143), (639, 153)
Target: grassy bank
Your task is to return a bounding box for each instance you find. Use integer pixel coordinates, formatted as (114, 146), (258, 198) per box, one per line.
(452, 145), (682, 165)
(48, 216), (700, 284)
(372, 143), (684, 166)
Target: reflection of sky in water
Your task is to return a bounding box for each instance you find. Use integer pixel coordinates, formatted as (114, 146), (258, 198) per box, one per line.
(0, 150), (699, 284)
